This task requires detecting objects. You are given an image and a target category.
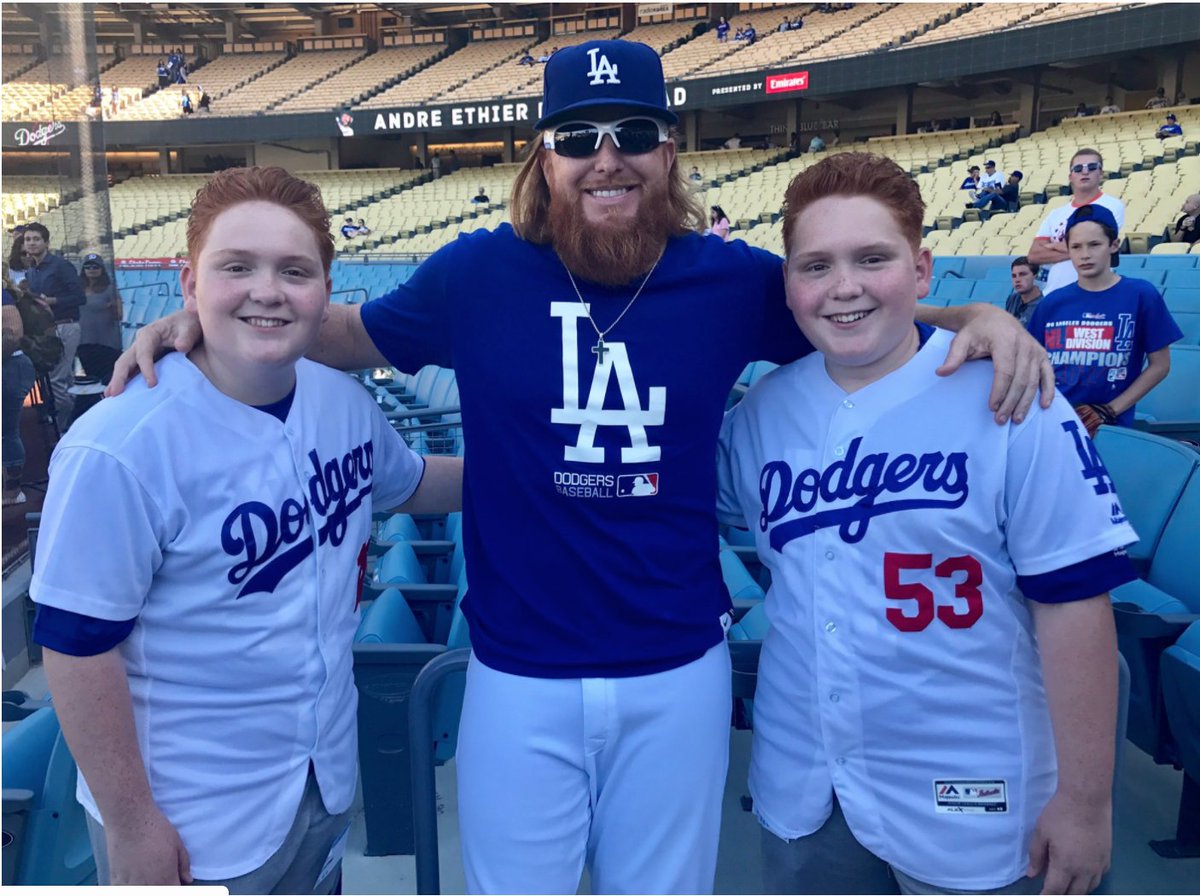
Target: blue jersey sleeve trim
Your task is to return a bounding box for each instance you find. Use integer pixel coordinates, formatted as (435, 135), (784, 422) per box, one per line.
(33, 603), (136, 656)
(1018, 549), (1136, 604)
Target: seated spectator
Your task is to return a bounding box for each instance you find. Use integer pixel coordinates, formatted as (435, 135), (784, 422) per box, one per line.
(988, 110), (1003, 126)
(157, 59), (169, 88)
(734, 27), (745, 41)
(829, 129), (841, 147)
(197, 87), (210, 113)
(1155, 112), (1183, 140)
(1005, 256), (1043, 327)
(1099, 96), (1121, 114)
(519, 52), (534, 65)
(1074, 102), (1090, 118)
(779, 17), (791, 32)
(471, 187), (491, 205)
(791, 16), (804, 29)
(808, 133), (826, 152)
(355, 218), (371, 235)
(967, 169), (1022, 216)
(744, 23), (757, 44)
(789, 131), (800, 154)
(979, 159), (1005, 193)
(724, 133), (742, 150)
(1169, 193), (1200, 245)
(707, 206), (731, 241)
(689, 166), (703, 182)
(1028, 203), (1182, 436)
(716, 16), (730, 41)
(1145, 86), (1169, 109)
(340, 216), (360, 239)
(960, 165), (982, 196)
(537, 51), (551, 63)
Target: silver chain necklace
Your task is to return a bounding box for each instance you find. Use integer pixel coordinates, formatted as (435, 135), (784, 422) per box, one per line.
(562, 250), (664, 366)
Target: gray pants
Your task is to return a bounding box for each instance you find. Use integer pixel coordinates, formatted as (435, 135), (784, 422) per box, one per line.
(760, 797), (1042, 895)
(87, 768), (349, 894)
(48, 320), (80, 432)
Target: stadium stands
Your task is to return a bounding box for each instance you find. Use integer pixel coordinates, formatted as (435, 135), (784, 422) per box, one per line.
(905, 3), (1057, 46)
(271, 44), (446, 113)
(358, 37), (527, 109)
(113, 48), (287, 120)
(210, 48), (368, 116)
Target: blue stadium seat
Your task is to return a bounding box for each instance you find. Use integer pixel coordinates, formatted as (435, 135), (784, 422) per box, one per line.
(356, 587), (426, 644)
(720, 545), (765, 604)
(1158, 620), (1200, 858)
(1, 707), (96, 885)
(1164, 287), (1200, 314)
(1164, 269), (1200, 290)
(1141, 255), (1199, 272)
(971, 280), (1011, 304)
(1119, 255), (1148, 270)
(1093, 427), (1200, 571)
(932, 257), (965, 278)
(1132, 270), (1169, 288)
(932, 278), (975, 301)
(376, 541), (427, 586)
(1172, 311), (1200, 346)
(1136, 345), (1200, 441)
(984, 264), (1016, 281)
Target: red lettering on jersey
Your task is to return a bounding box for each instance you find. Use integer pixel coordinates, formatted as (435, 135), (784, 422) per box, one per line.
(1044, 328), (1063, 350)
(1064, 324), (1113, 351)
(355, 542), (369, 608)
(883, 552), (985, 632)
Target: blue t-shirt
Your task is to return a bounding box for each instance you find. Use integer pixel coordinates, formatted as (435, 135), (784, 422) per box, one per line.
(361, 224), (808, 677)
(1028, 276), (1182, 425)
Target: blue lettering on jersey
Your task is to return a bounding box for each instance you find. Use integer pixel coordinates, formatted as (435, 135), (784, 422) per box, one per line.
(759, 438), (969, 549)
(222, 441), (375, 597)
(1061, 420), (1114, 496)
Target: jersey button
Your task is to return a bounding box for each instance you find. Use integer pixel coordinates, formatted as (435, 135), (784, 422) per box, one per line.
(836, 757), (847, 766)
(834, 446), (845, 457)
(825, 550), (835, 560)
(825, 622), (837, 633)
(842, 400), (855, 409)
(829, 692), (840, 703)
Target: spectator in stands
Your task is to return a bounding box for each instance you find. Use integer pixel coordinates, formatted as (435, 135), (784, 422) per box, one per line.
(156, 59), (169, 88)
(988, 110), (1003, 126)
(689, 166), (703, 182)
(716, 16), (730, 41)
(471, 187), (491, 204)
(707, 205), (731, 241)
(724, 132), (742, 149)
(1175, 87), (1188, 105)
(734, 26), (745, 41)
(355, 218), (371, 236)
(779, 16), (791, 32)
(1169, 193), (1200, 245)
(1099, 95), (1121, 114)
(1074, 102), (1090, 118)
(537, 50), (552, 63)
(430, 152), (442, 177)
(979, 159), (1005, 193)
(8, 231), (31, 287)
(109, 86), (120, 115)
(960, 164), (982, 196)
(340, 216), (360, 239)
(808, 133), (826, 152)
(1029, 203), (1181, 436)
(1146, 86), (1169, 109)
(968, 169), (1022, 216)
(113, 42), (1050, 895)
(789, 131), (800, 154)
(829, 129), (841, 147)
(1155, 112), (1183, 140)
(744, 23), (757, 44)
(33, 166), (461, 891)
(519, 51), (534, 65)
(181, 92), (193, 115)
(78, 254), (122, 352)
(1005, 256), (1043, 327)
(22, 222), (84, 433)
(1028, 147), (1125, 296)
(791, 16), (804, 29)
(449, 149), (461, 172)
(3, 270), (36, 507)
(197, 87), (210, 114)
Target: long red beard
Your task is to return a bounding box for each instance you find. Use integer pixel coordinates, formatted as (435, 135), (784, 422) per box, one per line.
(548, 181), (674, 286)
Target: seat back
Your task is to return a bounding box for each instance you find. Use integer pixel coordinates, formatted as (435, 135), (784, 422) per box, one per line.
(1137, 345), (1200, 424)
(1093, 427), (1200, 567)
(1147, 470), (1200, 612)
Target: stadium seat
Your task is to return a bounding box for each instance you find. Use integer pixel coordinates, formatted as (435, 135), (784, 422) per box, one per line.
(932, 278), (974, 301)
(1, 707), (96, 886)
(1135, 345), (1200, 441)
(1172, 311), (1200, 346)
(971, 280), (1011, 304)
(1164, 269), (1200, 290)
(1157, 620), (1200, 858)
(1110, 463), (1200, 764)
(1164, 287), (1200, 314)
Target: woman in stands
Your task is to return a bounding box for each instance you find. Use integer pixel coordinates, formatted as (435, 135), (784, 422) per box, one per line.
(708, 205), (732, 241)
(78, 253), (122, 352)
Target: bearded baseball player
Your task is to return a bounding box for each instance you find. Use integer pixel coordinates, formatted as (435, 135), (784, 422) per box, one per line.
(110, 42), (1054, 894)
(32, 168), (462, 891)
(718, 154), (1136, 896)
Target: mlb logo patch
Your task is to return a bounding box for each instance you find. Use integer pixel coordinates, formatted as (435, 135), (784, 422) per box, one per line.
(617, 473), (659, 497)
(933, 779), (1008, 814)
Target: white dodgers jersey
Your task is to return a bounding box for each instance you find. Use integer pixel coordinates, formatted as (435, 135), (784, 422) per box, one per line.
(717, 328), (1136, 889)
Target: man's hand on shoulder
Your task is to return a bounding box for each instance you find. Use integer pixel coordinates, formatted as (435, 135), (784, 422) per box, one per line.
(106, 309), (203, 395)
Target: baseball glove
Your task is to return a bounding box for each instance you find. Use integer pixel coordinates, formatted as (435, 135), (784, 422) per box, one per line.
(1074, 403), (1116, 437)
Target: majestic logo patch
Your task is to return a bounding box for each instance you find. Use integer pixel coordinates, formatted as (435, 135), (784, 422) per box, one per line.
(758, 438), (969, 549)
(934, 779), (1008, 814)
(222, 441), (375, 597)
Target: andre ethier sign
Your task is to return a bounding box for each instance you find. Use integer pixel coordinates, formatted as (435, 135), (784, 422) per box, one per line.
(362, 86), (691, 135)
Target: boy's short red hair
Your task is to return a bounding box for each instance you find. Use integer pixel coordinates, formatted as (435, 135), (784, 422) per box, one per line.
(186, 166), (334, 274)
(782, 153), (925, 257)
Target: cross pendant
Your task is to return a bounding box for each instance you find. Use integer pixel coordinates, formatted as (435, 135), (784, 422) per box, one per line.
(592, 338), (610, 365)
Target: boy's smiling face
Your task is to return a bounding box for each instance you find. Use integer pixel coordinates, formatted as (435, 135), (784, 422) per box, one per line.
(784, 194), (932, 392)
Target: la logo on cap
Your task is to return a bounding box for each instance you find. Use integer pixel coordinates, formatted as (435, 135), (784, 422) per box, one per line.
(586, 47), (620, 86)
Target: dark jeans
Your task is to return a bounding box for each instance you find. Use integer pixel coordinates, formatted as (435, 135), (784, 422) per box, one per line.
(3, 352), (36, 476)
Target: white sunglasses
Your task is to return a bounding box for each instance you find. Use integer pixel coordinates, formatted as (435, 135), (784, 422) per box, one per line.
(542, 117), (670, 158)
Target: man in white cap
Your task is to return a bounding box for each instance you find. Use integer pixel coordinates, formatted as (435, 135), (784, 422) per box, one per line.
(112, 40), (1051, 894)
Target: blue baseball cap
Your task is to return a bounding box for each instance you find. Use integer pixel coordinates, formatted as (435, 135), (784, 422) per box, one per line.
(1065, 202), (1119, 237)
(535, 40), (677, 131)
